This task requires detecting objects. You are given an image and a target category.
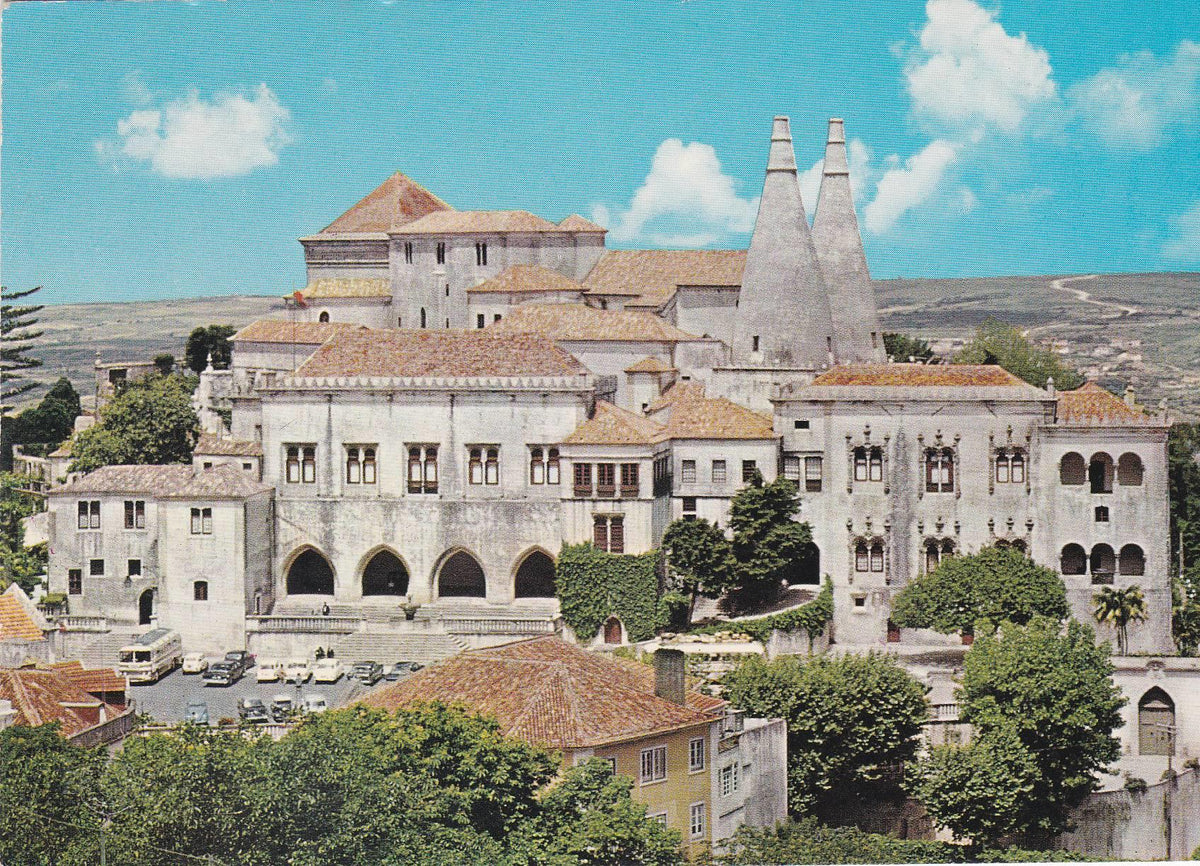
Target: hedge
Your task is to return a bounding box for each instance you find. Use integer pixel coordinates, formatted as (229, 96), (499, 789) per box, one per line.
(689, 577), (834, 646)
(556, 543), (665, 642)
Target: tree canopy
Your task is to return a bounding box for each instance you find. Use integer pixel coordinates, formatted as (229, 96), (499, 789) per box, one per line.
(1, 285), (44, 412)
(662, 517), (736, 612)
(727, 473), (817, 605)
(723, 652), (928, 819)
(1092, 585), (1147, 656)
(1169, 422), (1200, 654)
(883, 332), (934, 363)
(953, 320), (1084, 390)
(185, 324), (237, 373)
(890, 546), (1069, 635)
(69, 373), (200, 472)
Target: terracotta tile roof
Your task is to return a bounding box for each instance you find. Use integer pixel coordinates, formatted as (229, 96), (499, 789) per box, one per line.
(1056, 382), (1154, 425)
(0, 668), (121, 737)
(49, 661), (126, 695)
(645, 380), (706, 414)
(395, 210), (570, 235)
(319, 171), (451, 235)
(810, 363), (1028, 388)
(625, 356), (675, 374)
(557, 214), (607, 233)
(0, 585), (46, 642)
(194, 433), (263, 457)
(233, 319), (363, 345)
(582, 249), (746, 307)
(298, 278), (391, 300)
(292, 328), (589, 380)
(659, 385), (775, 441)
(488, 303), (702, 343)
(51, 464), (271, 499)
(361, 636), (724, 749)
(465, 265), (586, 295)
(563, 401), (668, 446)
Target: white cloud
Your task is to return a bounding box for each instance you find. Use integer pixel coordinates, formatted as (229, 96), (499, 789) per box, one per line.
(121, 71), (154, 105)
(1163, 200), (1200, 262)
(906, 0), (1056, 133)
(95, 84), (291, 179)
(600, 139), (758, 246)
(1069, 41), (1200, 150)
(799, 139), (876, 214)
(863, 139), (960, 234)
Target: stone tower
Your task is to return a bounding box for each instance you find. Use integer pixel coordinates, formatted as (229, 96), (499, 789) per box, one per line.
(812, 118), (885, 363)
(731, 117), (835, 370)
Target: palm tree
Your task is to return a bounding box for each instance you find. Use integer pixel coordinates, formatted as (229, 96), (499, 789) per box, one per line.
(1093, 585), (1147, 655)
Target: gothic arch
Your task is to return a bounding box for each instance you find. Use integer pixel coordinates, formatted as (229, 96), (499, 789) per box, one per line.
(435, 548), (487, 598)
(358, 546), (410, 597)
(285, 546), (336, 596)
(513, 548), (557, 598)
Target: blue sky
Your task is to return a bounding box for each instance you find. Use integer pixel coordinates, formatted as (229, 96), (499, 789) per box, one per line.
(3, 0), (1199, 305)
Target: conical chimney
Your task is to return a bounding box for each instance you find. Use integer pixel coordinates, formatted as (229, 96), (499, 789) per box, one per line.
(731, 117), (835, 369)
(812, 118), (885, 363)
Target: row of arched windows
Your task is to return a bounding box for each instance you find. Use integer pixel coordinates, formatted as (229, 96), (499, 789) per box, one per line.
(284, 547), (557, 599)
(1059, 452), (1144, 492)
(1060, 543), (1145, 581)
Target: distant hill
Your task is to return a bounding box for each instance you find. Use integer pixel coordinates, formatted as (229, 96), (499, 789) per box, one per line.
(23, 272), (1200, 419)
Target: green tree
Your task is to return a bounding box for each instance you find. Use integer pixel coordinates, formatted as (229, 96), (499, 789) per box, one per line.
(728, 473), (816, 606)
(883, 332), (934, 363)
(70, 373), (199, 472)
(185, 324), (237, 373)
(723, 652), (928, 819)
(1, 285), (44, 412)
(958, 617), (1125, 844)
(714, 816), (961, 864)
(953, 320), (1084, 390)
(152, 354), (175, 375)
(907, 727), (1040, 848)
(1092, 585), (1147, 656)
(891, 546), (1068, 636)
(662, 517), (736, 617)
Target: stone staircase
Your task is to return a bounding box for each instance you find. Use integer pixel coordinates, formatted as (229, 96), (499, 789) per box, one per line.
(76, 631), (141, 671)
(332, 631), (467, 666)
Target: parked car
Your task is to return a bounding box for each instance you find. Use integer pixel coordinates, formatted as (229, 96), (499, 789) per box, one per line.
(312, 658), (343, 683)
(202, 661), (243, 686)
(238, 697), (270, 724)
(224, 650), (256, 669)
(270, 695), (295, 722)
(300, 694), (328, 714)
(256, 659), (283, 683)
(284, 658), (313, 683)
(185, 701), (209, 725)
(384, 661), (423, 680)
(350, 661), (383, 686)
(181, 652), (210, 675)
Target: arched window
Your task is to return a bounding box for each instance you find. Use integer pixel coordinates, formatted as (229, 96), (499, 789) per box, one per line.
(318, 311), (330, 323)
(437, 550), (486, 598)
(1118, 453), (1144, 486)
(794, 542), (820, 585)
(1138, 688), (1175, 756)
(1010, 539), (1027, 554)
(854, 447), (884, 482)
(855, 542), (869, 573)
(854, 448), (868, 481)
(286, 549), (335, 595)
(996, 449), (1026, 484)
(1090, 544), (1116, 584)
(362, 550), (409, 596)
(925, 540), (941, 574)
(514, 550), (556, 598)
(926, 448), (954, 493)
(193, 580), (208, 602)
(870, 542), (885, 573)
(1089, 453), (1114, 494)
(139, 589), (155, 625)
(1060, 543), (1086, 575)
(1060, 452), (1086, 485)
(1119, 544), (1145, 576)
(420, 307), (427, 329)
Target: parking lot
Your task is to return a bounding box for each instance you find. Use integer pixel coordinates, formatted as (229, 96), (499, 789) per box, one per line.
(130, 663), (393, 724)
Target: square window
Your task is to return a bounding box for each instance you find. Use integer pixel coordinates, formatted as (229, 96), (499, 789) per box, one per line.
(193, 581), (208, 602)
(853, 594), (866, 608)
(794, 419), (810, 430)
(477, 313), (485, 329)
(90, 559), (104, 577)
(720, 763), (740, 796)
(712, 460), (727, 483)
(1095, 505), (1110, 523)
(640, 746), (667, 784)
(68, 569), (82, 595)
(690, 802), (706, 839)
(804, 456), (823, 492)
(783, 455), (801, 481)
(682, 497), (697, 519)
(689, 737), (706, 772)
(681, 460), (696, 484)
(128, 559), (141, 577)
(742, 460), (757, 483)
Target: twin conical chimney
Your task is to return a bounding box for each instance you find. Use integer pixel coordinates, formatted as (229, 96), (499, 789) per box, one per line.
(812, 118), (885, 362)
(731, 117), (835, 370)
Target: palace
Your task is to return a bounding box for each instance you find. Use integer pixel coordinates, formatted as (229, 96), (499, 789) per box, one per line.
(45, 116), (1188, 759)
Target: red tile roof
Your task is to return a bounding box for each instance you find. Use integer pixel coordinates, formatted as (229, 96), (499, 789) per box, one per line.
(1056, 382), (1154, 425)
(395, 210), (570, 235)
(233, 320), (363, 345)
(657, 384), (775, 441)
(319, 171), (452, 235)
(52, 464), (271, 499)
(292, 328), (589, 380)
(810, 363), (1028, 388)
(297, 278), (391, 299)
(465, 265), (586, 295)
(625, 356), (675, 374)
(361, 636), (724, 749)
(557, 214), (607, 233)
(194, 433), (263, 457)
(563, 401), (669, 446)
(0, 668), (122, 737)
(0, 585), (46, 642)
(49, 661), (127, 696)
(488, 303), (702, 343)
(582, 249), (746, 307)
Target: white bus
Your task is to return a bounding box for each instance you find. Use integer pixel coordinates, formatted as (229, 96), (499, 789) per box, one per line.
(118, 628), (182, 684)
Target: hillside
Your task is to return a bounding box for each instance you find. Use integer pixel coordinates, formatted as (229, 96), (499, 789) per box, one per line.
(20, 272), (1200, 419)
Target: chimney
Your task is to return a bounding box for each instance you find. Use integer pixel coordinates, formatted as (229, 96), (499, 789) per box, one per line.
(0, 699), (16, 730)
(654, 648), (687, 706)
(1124, 385), (1137, 407)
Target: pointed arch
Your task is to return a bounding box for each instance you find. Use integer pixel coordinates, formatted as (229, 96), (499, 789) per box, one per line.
(513, 548), (556, 598)
(359, 546), (410, 597)
(285, 546), (336, 596)
(436, 548), (487, 598)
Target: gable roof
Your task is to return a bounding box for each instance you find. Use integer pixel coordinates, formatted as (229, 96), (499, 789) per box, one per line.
(361, 636), (724, 749)
(645, 380), (706, 414)
(810, 363), (1028, 388)
(194, 433), (263, 458)
(292, 328), (589, 380)
(0, 584), (47, 642)
(582, 249), (746, 308)
(563, 401), (669, 446)
(625, 356), (675, 374)
(319, 171), (451, 235)
(50, 464), (271, 499)
(1056, 382), (1156, 426)
(0, 668), (122, 737)
(394, 210), (569, 235)
(232, 319), (363, 345)
(488, 303), (702, 343)
(465, 265), (586, 295)
(653, 383), (775, 441)
(49, 661), (127, 696)
(557, 214), (607, 233)
(297, 278), (391, 300)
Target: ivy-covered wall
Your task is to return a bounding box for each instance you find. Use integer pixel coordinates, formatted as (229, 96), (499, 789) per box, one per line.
(556, 543), (665, 642)
(690, 578), (834, 646)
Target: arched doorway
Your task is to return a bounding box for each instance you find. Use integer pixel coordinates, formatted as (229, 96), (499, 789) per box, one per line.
(793, 542), (821, 585)
(286, 549), (335, 595)
(362, 550), (409, 597)
(1138, 688), (1175, 756)
(138, 589), (154, 625)
(514, 551), (556, 598)
(603, 616), (623, 644)
(437, 550), (486, 598)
